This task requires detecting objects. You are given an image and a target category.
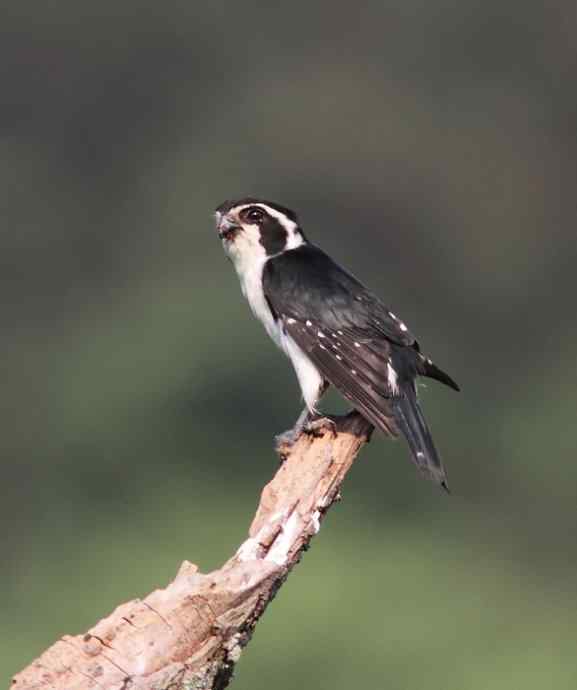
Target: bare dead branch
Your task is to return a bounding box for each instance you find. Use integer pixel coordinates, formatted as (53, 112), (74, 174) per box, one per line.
(12, 412), (373, 690)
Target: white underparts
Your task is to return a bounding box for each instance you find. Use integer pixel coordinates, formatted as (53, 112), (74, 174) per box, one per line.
(227, 232), (281, 344)
(281, 332), (324, 411)
(225, 235), (323, 413)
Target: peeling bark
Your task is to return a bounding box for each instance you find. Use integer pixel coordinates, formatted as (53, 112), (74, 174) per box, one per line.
(13, 412), (373, 690)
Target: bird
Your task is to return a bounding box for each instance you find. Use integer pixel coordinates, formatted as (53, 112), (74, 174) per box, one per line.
(214, 198), (459, 490)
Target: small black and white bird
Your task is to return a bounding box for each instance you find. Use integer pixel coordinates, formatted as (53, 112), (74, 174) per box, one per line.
(215, 198), (459, 490)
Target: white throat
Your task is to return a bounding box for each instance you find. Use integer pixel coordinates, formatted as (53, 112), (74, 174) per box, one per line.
(222, 205), (304, 341)
(224, 230), (322, 412)
(222, 219), (278, 344)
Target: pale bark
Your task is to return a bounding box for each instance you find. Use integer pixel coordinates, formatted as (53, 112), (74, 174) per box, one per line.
(13, 413), (373, 690)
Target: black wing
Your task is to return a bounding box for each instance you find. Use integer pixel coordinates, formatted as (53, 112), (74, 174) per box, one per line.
(263, 244), (459, 488)
(285, 317), (401, 436)
(263, 244), (418, 436)
(263, 244), (417, 346)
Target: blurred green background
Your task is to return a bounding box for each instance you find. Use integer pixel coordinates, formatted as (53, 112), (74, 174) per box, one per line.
(2, 1), (577, 688)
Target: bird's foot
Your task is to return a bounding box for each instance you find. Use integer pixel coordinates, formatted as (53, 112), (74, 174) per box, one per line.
(274, 406), (311, 456)
(303, 415), (338, 438)
(274, 415), (338, 461)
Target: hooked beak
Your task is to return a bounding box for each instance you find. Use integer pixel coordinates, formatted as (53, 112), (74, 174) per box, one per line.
(215, 212), (241, 240)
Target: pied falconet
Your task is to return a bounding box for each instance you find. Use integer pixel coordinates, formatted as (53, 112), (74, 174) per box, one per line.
(215, 198), (459, 491)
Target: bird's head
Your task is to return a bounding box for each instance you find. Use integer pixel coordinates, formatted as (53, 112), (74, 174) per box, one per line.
(215, 198), (306, 266)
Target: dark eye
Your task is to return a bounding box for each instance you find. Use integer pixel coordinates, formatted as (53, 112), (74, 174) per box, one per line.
(245, 207), (264, 223)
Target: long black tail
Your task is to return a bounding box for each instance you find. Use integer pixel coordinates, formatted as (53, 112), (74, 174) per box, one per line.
(421, 359), (460, 392)
(392, 386), (449, 492)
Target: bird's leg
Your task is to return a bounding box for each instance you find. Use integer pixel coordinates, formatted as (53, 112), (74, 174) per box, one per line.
(275, 408), (338, 454)
(274, 382), (337, 455)
(303, 414), (338, 438)
(302, 381), (337, 437)
(274, 406), (312, 450)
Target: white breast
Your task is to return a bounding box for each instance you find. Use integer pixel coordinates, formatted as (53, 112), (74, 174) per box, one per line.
(226, 236), (323, 412)
(238, 252), (283, 348)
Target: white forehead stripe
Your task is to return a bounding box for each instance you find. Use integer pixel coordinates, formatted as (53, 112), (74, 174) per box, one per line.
(252, 204), (298, 232)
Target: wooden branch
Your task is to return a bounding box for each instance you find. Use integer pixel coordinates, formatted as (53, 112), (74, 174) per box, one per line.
(13, 412), (373, 690)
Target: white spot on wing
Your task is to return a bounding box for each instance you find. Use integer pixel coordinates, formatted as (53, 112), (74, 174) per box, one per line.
(306, 320), (312, 327)
(354, 341), (360, 347)
(336, 355), (342, 360)
(351, 369), (357, 375)
(287, 317), (296, 325)
(318, 331), (325, 338)
(387, 362), (399, 394)
(399, 323), (408, 332)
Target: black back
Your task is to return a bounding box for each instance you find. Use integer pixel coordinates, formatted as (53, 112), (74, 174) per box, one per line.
(263, 244), (415, 346)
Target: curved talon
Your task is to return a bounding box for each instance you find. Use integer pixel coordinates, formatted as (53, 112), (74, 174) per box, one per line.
(304, 416), (338, 438)
(274, 409), (340, 460)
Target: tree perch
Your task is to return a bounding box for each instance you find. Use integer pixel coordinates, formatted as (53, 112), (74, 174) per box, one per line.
(12, 412), (373, 690)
